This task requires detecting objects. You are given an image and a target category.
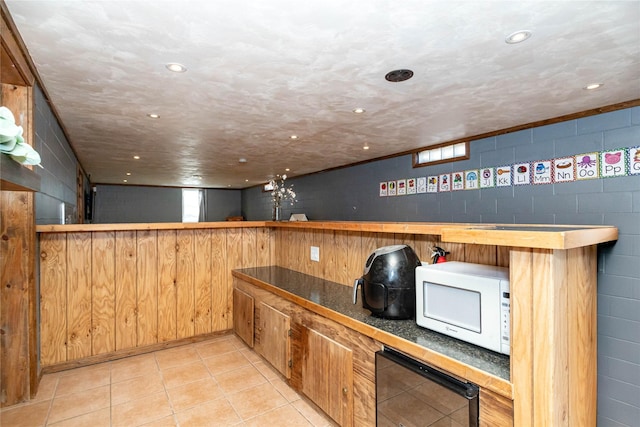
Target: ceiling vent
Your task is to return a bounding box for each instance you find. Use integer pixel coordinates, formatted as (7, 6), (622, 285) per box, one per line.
(385, 69), (414, 82)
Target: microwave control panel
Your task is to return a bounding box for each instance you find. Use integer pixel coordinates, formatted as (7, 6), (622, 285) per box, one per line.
(500, 281), (510, 355)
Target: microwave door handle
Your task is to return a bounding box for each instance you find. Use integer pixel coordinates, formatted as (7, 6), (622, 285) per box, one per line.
(353, 278), (362, 304)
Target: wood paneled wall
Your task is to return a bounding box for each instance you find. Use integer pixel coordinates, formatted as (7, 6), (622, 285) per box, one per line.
(275, 228), (509, 287)
(39, 227), (273, 367)
(38, 224), (506, 367)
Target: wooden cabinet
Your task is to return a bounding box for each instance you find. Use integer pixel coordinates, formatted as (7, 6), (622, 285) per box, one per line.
(234, 273), (513, 427)
(255, 302), (291, 378)
(233, 287), (294, 380)
(234, 277), (378, 426)
(300, 326), (354, 427)
(232, 288), (254, 347)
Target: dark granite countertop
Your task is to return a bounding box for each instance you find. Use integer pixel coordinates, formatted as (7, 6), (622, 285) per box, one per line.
(233, 266), (510, 381)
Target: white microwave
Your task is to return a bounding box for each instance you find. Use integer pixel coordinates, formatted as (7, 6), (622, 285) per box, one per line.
(415, 261), (510, 355)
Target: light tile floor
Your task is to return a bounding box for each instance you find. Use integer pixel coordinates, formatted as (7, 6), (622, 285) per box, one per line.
(1, 334), (337, 427)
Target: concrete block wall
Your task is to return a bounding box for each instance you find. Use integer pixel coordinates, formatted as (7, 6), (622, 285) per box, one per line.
(93, 185), (242, 223)
(242, 106), (640, 426)
(33, 84), (79, 225)
(93, 185), (182, 223)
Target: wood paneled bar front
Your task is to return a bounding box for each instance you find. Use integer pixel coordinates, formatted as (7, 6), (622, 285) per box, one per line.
(37, 222), (273, 370)
(36, 221), (617, 426)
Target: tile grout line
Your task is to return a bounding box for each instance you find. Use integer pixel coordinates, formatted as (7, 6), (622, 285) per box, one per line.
(235, 342), (317, 426)
(159, 352), (181, 427)
(5, 336), (329, 427)
(165, 342), (247, 425)
(43, 375), (59, 427)
(197, 343), (254, 425)
(109, 363), (112, 427)
(155, 347), (180, 427)
(239, 337), (321, 425)
(199, 338), (303, 424)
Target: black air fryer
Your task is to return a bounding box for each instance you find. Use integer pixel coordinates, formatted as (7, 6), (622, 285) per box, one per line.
(352, 245), (421, 319)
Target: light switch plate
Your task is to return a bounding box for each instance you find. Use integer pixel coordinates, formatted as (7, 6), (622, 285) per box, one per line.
(310, 246), (320, 262)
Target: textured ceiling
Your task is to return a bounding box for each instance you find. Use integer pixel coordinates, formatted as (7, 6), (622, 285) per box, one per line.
(5, 0), (640, 188)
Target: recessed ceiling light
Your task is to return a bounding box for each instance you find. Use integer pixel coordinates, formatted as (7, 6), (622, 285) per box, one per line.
(133, 155), (140, 160)
(165, 62), (187, 73)
(238, 158), (247, 163)
(285, 168), (290, 172)
(353, 108), (366, 114)
(505, 30), (532, 44)
(290, 135), (299, 140)
(385, 69), (414, 82)
(584, 83), (604, 90)
(147, 113), (160, 119)
(245, 179), (249, 182)
(126, 172), (131, 176)
(363, 145), (370, 150)
(123, 179), (128, 183)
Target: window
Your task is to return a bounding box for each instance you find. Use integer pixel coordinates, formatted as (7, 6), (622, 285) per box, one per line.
(182, 188), (204, 222)
(413, 141), (469, 168)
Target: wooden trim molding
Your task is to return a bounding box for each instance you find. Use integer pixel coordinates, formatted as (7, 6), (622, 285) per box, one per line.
(40, 331), (233, 374)
(36, 221), (269, 233)
(37, 221), (618, 250)
(0, 5), (34, 86)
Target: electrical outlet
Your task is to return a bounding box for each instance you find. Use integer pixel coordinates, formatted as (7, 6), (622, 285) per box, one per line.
(310, 246), (320, 262)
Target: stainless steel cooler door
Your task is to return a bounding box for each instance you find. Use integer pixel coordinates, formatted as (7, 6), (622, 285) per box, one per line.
(376, 347), (479, 427)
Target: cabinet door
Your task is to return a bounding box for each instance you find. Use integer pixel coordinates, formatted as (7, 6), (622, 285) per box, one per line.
(233, 288), (254, 347)
(302, 327), (354, 427)
(256, 302), (291, 378)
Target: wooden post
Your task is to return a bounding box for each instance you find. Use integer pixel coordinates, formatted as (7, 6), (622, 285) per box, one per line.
(0, 190), (35, 406)
(510, 247), (597, 426)
(1, 5), (39, 406)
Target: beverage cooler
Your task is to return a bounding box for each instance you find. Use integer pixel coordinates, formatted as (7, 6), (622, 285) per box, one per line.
(376, 347), (479, 426)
